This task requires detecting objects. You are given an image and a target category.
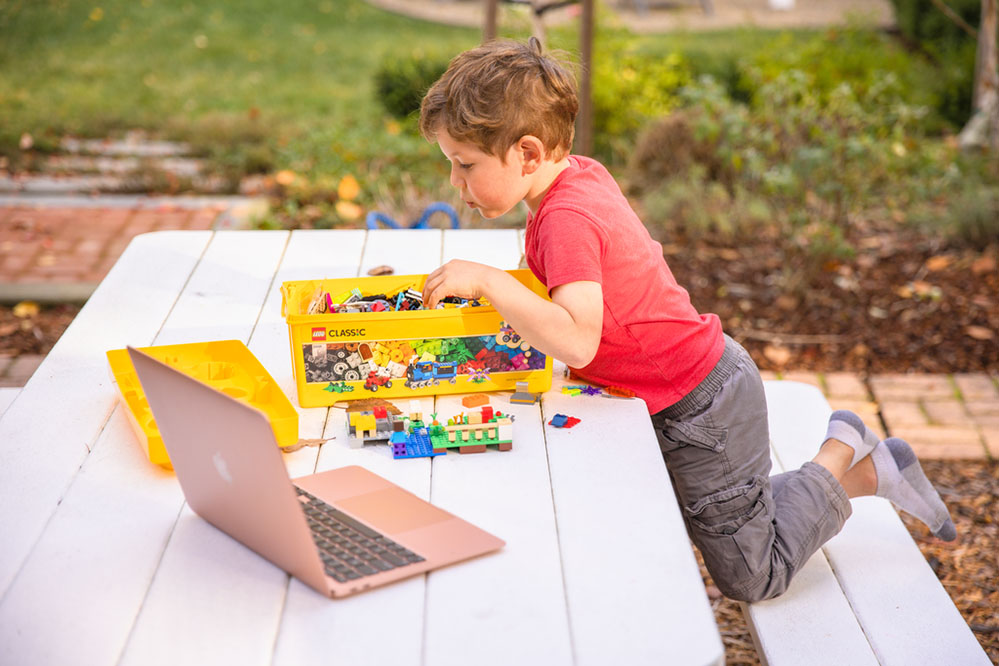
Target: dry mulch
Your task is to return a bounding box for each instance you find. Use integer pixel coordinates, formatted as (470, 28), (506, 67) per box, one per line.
(1, 227), (996, 662)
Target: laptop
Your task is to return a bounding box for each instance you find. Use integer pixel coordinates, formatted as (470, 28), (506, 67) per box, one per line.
(127, 346), (504, 598)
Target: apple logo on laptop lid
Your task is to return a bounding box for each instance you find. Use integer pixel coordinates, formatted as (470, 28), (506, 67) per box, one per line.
(213, 451), (233, 484)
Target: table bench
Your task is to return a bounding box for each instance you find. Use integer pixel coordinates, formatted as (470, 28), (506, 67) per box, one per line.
(0, 229), (724, 666)
(747, 381), (990, 665)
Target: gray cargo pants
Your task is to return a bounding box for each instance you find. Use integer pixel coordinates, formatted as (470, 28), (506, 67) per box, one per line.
(650, 335), (852, 602)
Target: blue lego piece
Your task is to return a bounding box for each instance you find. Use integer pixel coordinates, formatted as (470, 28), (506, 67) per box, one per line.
(549, 414), (569, 427)
(391, 427), (446, 459)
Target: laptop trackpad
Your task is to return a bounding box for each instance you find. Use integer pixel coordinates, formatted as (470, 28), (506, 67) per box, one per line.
(337, 487), (453, 534)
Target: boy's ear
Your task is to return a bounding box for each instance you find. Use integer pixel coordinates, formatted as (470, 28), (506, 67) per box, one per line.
(516, 135), (546, 174)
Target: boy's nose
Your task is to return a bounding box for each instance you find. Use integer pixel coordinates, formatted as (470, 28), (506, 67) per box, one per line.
(449, 165), (463, 189)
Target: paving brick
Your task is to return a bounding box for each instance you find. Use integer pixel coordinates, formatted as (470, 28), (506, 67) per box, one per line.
(869, 374), (955, 401)
(880, 400), (928, 428)
(779, 371), (823, 390)
(827, 398), (886, 439)
(891, 425), (986, 459)
(823, 372), (870, 400)
(953, 373), (999, 401)
(922, 399), (970, 426)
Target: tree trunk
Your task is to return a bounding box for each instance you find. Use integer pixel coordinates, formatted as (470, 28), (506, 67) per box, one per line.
(484, 0), (498, 42)
(577, 0), (594, 156)
(959, 0), (999, 150)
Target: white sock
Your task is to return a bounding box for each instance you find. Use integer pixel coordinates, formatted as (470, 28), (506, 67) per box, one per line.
(825, 410), (880, 468)
(871, 438), (957, 541)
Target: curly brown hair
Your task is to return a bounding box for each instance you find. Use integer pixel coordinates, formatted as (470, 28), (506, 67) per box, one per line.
(419, 38), (579, 162)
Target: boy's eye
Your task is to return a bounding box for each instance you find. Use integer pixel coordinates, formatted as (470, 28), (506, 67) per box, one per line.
(458, 162), (472, 170)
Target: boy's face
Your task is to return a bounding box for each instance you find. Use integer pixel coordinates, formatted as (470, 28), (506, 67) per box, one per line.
(436, 130), (529, 219)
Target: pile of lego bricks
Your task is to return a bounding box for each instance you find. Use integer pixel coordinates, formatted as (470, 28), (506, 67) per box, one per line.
(308, 285), (485, 315)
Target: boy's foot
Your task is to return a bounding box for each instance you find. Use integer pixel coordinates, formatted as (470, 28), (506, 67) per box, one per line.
(825, 410), (880, 468)
(871, 438), (957, 541)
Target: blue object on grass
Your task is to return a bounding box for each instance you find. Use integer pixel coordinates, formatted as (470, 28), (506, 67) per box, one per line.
(365, 202), (460, 230)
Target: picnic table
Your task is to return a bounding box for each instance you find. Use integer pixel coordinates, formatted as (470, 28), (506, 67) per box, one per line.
(0, 229), (725, 666)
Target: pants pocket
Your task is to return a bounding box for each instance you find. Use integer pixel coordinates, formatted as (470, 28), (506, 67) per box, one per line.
(656, 415), (728, 454)
(684, 475), (776, 600)
(687, 475), (768, 535)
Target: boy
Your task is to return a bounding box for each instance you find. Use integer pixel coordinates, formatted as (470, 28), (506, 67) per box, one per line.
(419, 38), (955, 601)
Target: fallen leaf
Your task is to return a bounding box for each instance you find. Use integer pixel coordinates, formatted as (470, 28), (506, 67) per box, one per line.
(0, 322), (19, 336)
(12, 301), (39, 318)
(971, 254), (996, 275)
(275, 169), (296, 186)
(925, 255), (953, 271)
(965, 326), (995, 341)
(337, 174), (360, 201)
(335, 200), (362, 220)
(763, 344), (791, 366)
(19, 133), (33, 151)
(776, 294), (798, 311)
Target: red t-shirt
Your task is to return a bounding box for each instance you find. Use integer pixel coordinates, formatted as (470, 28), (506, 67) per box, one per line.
(525, 155), (724, 414)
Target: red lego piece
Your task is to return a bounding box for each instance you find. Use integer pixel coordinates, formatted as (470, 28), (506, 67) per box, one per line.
(481, 405), (494, 421)
(373, 406), (387, 419)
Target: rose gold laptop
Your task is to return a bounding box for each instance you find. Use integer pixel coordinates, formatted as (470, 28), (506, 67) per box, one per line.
(127, 346), (504, 598)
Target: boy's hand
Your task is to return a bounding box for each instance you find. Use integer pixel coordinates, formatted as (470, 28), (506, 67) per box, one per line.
(423, 259), (496, 308)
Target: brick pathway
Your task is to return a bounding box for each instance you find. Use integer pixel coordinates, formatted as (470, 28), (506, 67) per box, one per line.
(762, 370), (998, 460)
(0, 201), (226, 288)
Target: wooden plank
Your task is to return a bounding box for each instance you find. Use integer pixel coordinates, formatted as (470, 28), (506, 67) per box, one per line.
(273, 229), (445, 666)
(441, 228), (522, 267)
(422, 392), (574, 665)
(117, 231), (292, 666)
(744, 381), (879, 666)
(824, 498), (991, 666)
(543, 364), (724, 666)
(0, 231), (210, 600)
(0, 387), (19, 417)
(359, 228), (443, 276)
(419, 229), (572, 662)
(0, 406), (185, 666)
(759, 381), (989, 665)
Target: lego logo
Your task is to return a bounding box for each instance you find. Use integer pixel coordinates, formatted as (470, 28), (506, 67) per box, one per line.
(311, 327), (326, 341)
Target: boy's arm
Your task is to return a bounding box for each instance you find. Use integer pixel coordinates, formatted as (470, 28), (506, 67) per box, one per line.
(423, 260), (602, 368)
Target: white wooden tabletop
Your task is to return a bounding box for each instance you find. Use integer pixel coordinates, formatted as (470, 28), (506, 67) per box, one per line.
(0, 229), (723, 666)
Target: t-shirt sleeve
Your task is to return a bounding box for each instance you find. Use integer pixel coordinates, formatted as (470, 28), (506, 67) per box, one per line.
(532, 206), (605, 292)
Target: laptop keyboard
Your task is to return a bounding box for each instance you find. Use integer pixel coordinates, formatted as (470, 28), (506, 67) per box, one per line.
(295, 486), (425, 583)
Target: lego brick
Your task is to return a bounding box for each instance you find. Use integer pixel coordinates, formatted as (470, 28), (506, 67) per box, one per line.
(462, 393), (490, 408)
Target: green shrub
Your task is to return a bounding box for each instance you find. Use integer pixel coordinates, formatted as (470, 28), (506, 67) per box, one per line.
(590, 34), (689, 164)
(374, 52), (451, 120)
(631, 71), (936, 290)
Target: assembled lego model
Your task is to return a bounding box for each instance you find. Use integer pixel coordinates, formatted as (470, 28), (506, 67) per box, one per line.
(346, 401), (514, 458)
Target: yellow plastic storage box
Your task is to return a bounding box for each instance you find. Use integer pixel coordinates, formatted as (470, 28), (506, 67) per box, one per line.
(106, 340), (299, 469)
(281, 270), (553, 407)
